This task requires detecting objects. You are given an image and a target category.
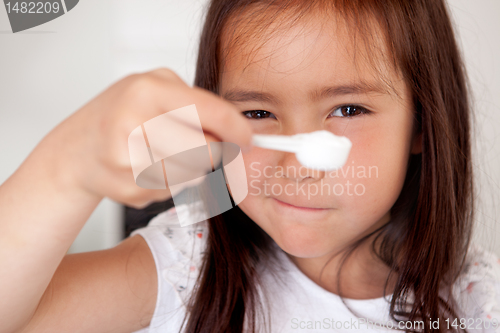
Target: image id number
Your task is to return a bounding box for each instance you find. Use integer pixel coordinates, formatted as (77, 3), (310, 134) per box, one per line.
(5, 2), (60, 14)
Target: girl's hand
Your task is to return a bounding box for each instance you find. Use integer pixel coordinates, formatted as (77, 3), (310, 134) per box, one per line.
(48, 68), (252, 208)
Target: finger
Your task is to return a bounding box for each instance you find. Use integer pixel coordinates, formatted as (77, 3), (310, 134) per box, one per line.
(193, 87), (253, 150)
(143, 81), (253, 151)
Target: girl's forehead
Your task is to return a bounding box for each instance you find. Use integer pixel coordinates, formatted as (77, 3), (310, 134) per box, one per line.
(219, 8), (405, 97)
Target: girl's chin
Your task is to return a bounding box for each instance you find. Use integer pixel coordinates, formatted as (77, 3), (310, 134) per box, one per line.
(274, 237), (337, 259)
(266, 224), (342, 259)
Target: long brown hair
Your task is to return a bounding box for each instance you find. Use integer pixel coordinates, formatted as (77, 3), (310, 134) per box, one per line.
(181, 0), (474, 332)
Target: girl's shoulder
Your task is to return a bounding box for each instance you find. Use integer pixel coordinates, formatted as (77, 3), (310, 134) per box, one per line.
(130, 203), (209, 304)
(453, 243), (500, 326)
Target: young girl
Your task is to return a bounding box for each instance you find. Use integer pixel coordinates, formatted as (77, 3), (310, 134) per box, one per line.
(1, 0), (499, 332)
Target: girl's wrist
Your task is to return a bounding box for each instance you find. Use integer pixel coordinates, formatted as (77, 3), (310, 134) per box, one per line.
(34, 120), (105, 205)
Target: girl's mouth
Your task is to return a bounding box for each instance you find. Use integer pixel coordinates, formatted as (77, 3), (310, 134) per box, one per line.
(271, 197), (331, 212)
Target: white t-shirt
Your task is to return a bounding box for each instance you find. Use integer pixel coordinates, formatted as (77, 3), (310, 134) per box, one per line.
(130, 205), (500, 333)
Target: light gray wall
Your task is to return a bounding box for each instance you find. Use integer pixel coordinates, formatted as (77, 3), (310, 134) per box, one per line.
(0, 1), (499, 255)
(449, 0), (500, 256)
(0, 0), (208, 253)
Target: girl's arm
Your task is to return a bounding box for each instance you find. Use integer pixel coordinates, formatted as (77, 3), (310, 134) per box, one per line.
(0, 121), (105, 333)
(0, 68), (252, 333)
(19, 234), (158, 333)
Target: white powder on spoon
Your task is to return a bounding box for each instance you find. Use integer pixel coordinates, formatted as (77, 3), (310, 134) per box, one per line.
(252, 130), (352, 171)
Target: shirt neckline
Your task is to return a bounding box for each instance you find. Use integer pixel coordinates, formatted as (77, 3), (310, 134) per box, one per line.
(273, 241), (393, 306)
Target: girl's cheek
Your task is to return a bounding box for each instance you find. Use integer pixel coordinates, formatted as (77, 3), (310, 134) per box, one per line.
(338, 136), (409, 215)
(242, 150), (270, 193)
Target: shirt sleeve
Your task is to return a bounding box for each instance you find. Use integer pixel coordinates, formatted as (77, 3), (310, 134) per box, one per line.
(454, 244), (500, 332)
(129, 205), (209, 333)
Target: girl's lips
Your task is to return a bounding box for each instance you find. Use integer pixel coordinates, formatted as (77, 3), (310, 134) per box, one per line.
(271, 197), (330, 211)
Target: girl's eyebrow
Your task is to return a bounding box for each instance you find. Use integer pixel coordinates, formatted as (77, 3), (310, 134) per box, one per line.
(222, 81), (390, 104)
(222, 90), (278, 104)
(309, 81), (391, 101)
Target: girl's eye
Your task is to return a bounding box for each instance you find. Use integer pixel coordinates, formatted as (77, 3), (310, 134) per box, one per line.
(328, 105), (370, 118)
(242, 110), (276, 119)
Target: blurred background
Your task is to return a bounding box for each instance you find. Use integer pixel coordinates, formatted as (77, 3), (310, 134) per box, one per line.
(0, 0), (499, 255)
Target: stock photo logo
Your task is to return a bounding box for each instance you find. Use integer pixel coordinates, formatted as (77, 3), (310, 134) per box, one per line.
(3, 0), (79, 33)
(128, 104), (248, 227)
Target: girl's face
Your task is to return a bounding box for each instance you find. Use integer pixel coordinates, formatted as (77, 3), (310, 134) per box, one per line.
(220, 16), (419, 259)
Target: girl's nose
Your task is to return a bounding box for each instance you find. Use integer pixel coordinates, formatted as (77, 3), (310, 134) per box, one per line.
(277, 151), (326, 183)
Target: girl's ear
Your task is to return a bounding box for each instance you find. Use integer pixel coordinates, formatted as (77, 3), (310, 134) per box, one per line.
(411, 132), (422, 154)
